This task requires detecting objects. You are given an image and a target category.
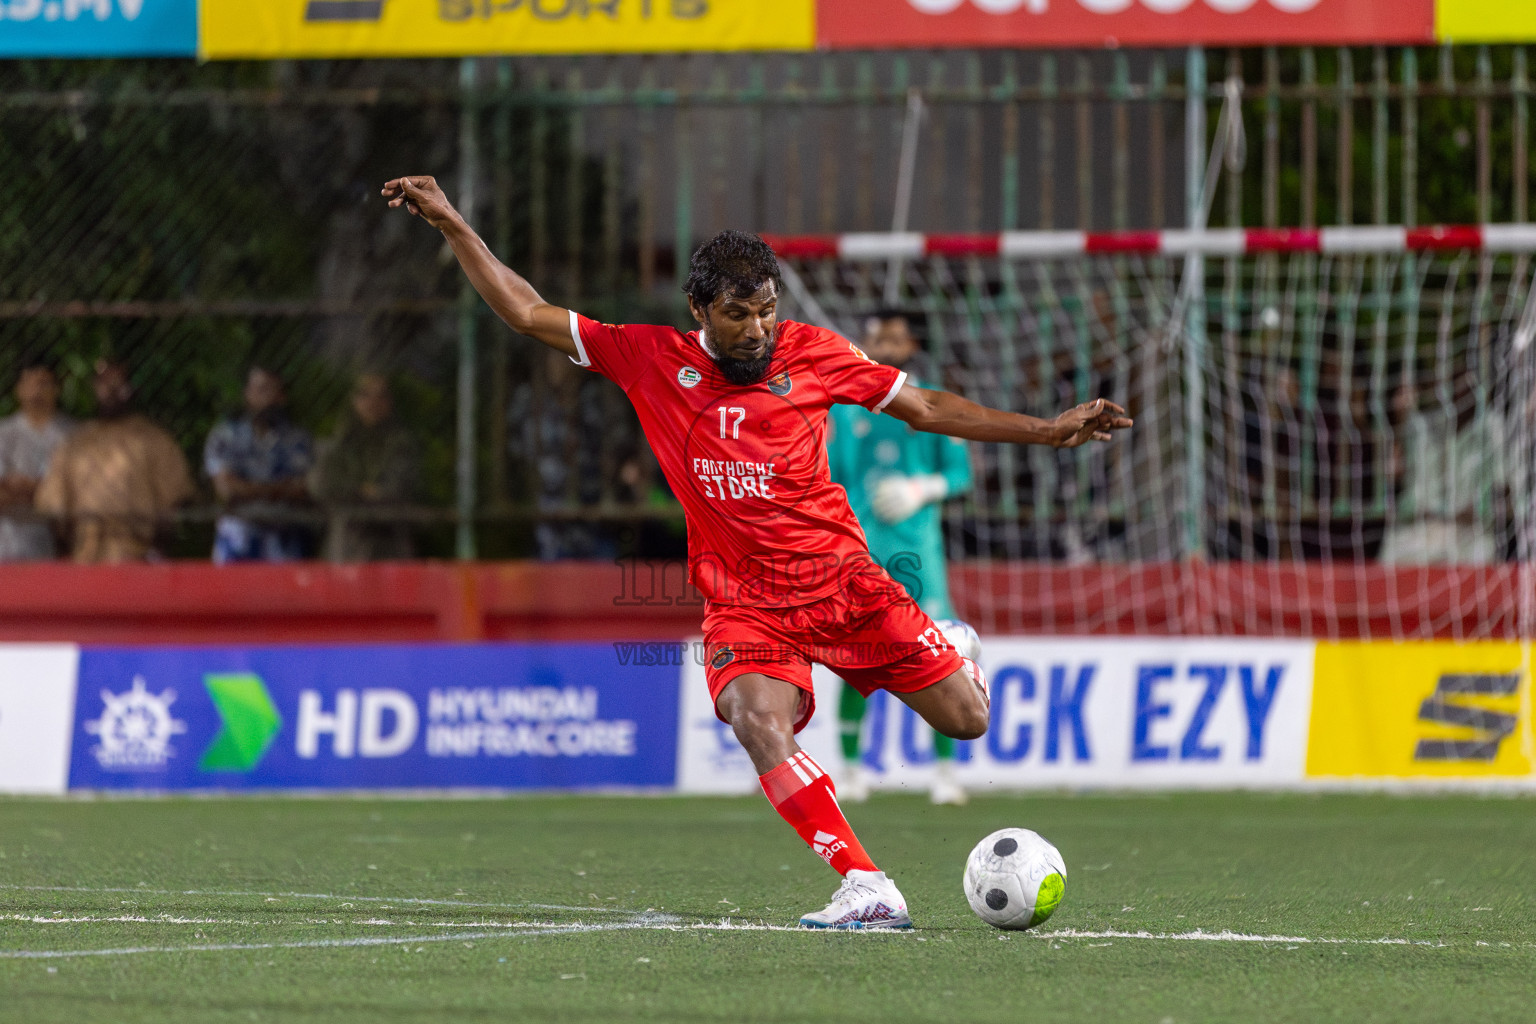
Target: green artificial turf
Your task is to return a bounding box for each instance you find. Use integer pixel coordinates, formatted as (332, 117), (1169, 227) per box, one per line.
(1, 792), (1532, 1023)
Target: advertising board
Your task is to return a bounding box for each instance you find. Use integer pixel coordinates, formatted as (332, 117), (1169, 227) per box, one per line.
(0, 645), (78, 795)
(816, 0), (1435, 49)
(200, 0), (815, 59)
(1306, 641), (1534, 782)
(1436, 1), (1536, 43)
(676, 637), (1316, 793)
(2, 638), (1530, 795)
(3, 1), (1534, 60)
(0, 0), (196, 57)
(65, 643), (680, 791)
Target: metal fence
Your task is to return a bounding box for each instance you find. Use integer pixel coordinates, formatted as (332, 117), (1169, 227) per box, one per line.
(1, 47), (1532, 563)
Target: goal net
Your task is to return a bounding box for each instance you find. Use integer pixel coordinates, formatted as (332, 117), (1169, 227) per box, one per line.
(772, 229), (1536, 640)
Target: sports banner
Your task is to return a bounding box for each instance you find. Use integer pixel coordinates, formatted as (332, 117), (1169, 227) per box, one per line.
(0, 0), (196, 57)
(0, 646), (78, 795)
(1306, 641), (1535, 781)
(1436, 0), (1536, 43)
(199, 0), (815, 59)
(65, 643), (680, 791)
(816, 0), (1435, 49)
(677, 637), (1317, 793)
(3, 639), (1532, 795)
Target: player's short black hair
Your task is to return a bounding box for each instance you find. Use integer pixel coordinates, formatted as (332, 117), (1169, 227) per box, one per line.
(682, 230), (783, 310)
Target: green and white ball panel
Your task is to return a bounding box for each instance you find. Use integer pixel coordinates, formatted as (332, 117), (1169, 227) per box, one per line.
(962, 827), (1067, 931)
(1028, 870), (1065, 927)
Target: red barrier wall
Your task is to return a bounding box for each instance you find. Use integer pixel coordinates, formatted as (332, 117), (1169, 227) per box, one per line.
(951, 562), (1522, 640)
(0, 561), (1520, 644)
(0, 563), (702, 644)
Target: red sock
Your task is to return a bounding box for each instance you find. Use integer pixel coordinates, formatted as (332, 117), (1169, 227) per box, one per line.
(759, 751), (878, 876)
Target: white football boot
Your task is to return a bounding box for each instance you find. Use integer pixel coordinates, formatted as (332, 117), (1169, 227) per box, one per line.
(798, 869), (913, 930)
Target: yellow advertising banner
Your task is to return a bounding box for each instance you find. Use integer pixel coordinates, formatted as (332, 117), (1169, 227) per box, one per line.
(1436, 0), (1536, 43)
(201, 0), (814, 59)
(1307, 642), (1534, 780)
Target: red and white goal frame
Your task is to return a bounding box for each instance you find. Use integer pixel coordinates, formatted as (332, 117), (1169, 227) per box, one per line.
(764, 224), (1536, 260)
(768, 225), (1536, 640)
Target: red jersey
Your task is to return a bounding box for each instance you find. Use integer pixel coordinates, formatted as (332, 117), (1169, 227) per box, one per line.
(569, 313), (908, 606)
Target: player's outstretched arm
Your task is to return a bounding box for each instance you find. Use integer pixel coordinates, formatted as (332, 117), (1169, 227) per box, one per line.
(884, 382), (1132, 449)
(382, 176), (575, 357)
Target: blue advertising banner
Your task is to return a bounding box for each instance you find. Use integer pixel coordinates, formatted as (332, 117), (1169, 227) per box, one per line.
(0, 0), (196, 57)
(69, 643), (679, 791)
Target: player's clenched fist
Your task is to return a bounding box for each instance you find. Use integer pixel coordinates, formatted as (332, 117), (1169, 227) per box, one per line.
(381, 176), (459, 231)
(1050, 397), (1133, 449)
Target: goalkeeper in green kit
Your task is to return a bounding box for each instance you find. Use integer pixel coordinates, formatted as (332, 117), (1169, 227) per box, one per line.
(828, 310), (975, 805)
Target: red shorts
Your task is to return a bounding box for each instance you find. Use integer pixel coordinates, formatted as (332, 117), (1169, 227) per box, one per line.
(703, 570), (963, 734)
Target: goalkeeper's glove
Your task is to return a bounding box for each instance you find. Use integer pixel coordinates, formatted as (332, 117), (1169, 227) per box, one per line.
(871, 473), (949, 524)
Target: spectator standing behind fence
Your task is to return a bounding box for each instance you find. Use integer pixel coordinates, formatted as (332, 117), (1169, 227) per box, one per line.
(205, 366), (315, 564)
(827, 311), (974, 805)
(1381, 375), (1509, 565)
(0, 362), (74, 561)
(508, 348), (631, 560)
(310, 372), (420, 562)
(35, 360), (192, 563)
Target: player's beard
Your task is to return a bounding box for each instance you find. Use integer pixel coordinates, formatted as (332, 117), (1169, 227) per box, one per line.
(712, 334), (777, 386)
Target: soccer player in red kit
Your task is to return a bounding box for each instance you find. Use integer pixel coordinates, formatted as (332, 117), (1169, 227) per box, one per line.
(383, 175), (1131, 929)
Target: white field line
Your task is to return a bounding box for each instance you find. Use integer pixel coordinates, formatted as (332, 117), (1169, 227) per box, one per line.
(0, 920), (659, 960)
(0, 912), (815, 935)
(1, 886), (1512, 955)
(1032, 928), (1451, 947)
(1, 915), (233, 925)
(0, 914), (644, 929)
(0, 915), (1479, 947)
(5, 912), (1502, 961)
(0, 884), (638, 916)
(0, 916), (914, 960)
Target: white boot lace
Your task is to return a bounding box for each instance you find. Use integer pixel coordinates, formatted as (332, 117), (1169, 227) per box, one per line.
(829, 874), (882, 907)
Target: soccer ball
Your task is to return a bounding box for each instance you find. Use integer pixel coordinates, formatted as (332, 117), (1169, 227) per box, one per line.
(963, 828), (1067, 930)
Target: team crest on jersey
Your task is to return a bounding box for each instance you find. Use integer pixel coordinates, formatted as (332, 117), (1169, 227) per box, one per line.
(711, 645), (736, 670)
(677, 366), (702, 388)
(766, 371), (793, 396)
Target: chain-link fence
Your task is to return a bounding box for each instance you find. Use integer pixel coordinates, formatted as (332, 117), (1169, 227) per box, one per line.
(1, 49), (1533, 564)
